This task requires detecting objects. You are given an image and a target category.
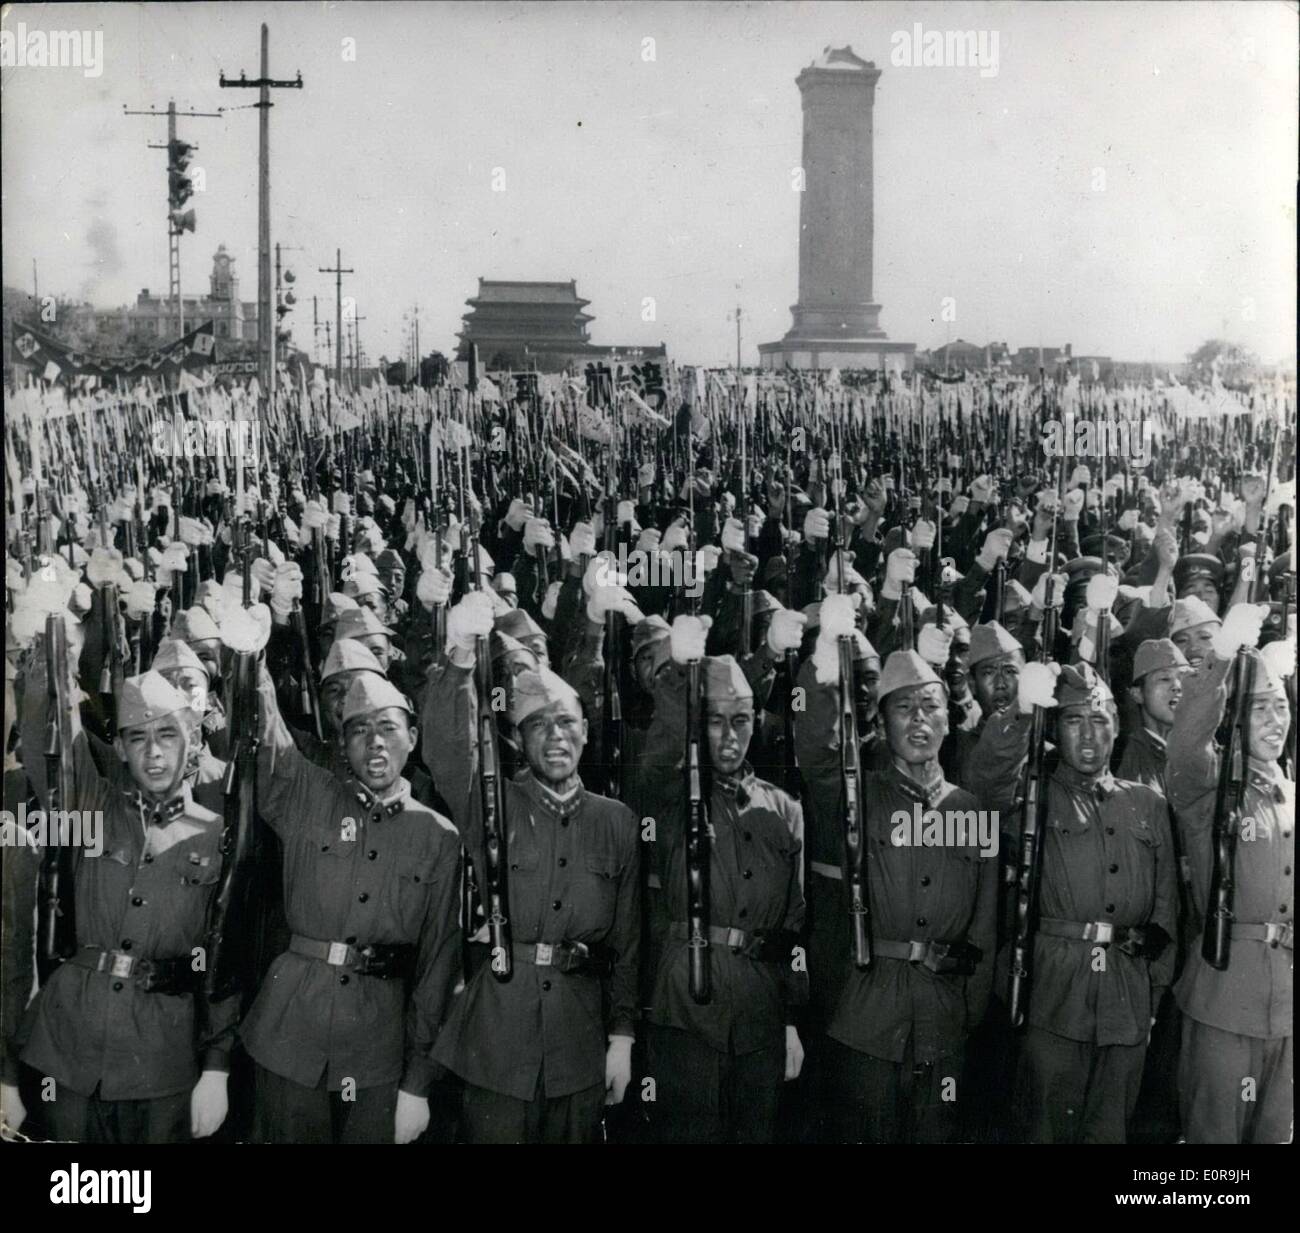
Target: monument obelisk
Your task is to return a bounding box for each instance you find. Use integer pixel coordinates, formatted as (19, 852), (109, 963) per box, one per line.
(759, 47), (914, 370)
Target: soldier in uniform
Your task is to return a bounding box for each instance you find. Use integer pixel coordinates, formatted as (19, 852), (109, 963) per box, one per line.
(973, 661), (1178, 1142)
(1118, 639), (1191, 790)
(244, 653), (462, 1145)
(1168, 604), (1294, 1143)
(798, 608), (996, 1144)
(635, 614), (807, 1144)
(9, 664), (235, 1143)
(422, 592), (641, 1144)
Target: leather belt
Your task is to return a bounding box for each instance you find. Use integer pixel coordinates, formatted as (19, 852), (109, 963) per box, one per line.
(667, 921), (801, 964)
(67, 947), (198, 994)
(509, 940), (611, 977)
(289, 935), (416, 979)
(646, 873), (663, 890)
(1039, 918), (1117, 944)
(1039, 918), (1170, 960)
(871, 938), (982, 975)
(810, 861), (842, 880)
(1231, 922), (1293, 950)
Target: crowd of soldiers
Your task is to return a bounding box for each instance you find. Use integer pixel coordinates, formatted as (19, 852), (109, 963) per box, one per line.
(0, 371), (1294, 1146)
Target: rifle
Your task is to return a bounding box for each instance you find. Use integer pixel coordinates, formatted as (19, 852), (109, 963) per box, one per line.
(468, 486), (513, 981)
(684, 436), (711, 1003)
(1201, 646), (1255, 970)
(1008, 463), (1064, 1028)
(602, 424), (624, 799)
(37, 615), (79, 981)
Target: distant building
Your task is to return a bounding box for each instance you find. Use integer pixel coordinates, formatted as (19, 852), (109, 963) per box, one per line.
(456, 279), (665, 372)
(921, 338), (1010, 372)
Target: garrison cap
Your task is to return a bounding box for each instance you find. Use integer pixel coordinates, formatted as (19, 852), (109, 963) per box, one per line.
(510, 666), (582, 727)
(173, 606), (221, 644)
(333, 606), (397, 642)
(878, 650), (944, 701)
(321, 639), (386, 683)
(1081, 532), (1130, 563)
(1132, 638), (1190, 682)
(494, 607), (547, 646)
(322, 593), (359, 626)
(1055, 662), (1114, 711)
(376, 548), (405, 571)
(703, 655), (753, 705)
(1245, 646), (1288, 698)
(918, 605), (970, 633)
(118, 671), (191, 731)
(750, 589), (782, 618)
(151, 637), (207, 677)
(1169, 596), (1221, 636)
(1174, 553), (1225, 593)
(631, 614), (671, 657)
(340, 673), (413, 726)
(344, 573), (389, 601)
(490, 630), (536, 665)
(968, 621), (1024, 667)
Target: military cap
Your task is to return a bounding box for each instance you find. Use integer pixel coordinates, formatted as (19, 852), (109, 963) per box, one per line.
(968, 621), (1024, 667)
(510, 666), (582, 727)
(118, 671), (191, 731)
(490, 630), (537, 666)
(376, 547), (405, 570)
(878, 649), (944, 701)
(174, 606), (222, 644)
(1081, 532), (1130, 563)
(1169, 596), (1221, 636)
(1132, 638), (1191, 682)
(1055, 662), (1113, 711)
(631, 615), (671, 657)
(334, 607), (397, 643)
(1245, 646), (1288, 698)
(854, 631), (882, 664)
(342, 552), (380, 578)
(340, 673), (413, 726)
(702, 655), (753, 704)
(322, 592), (360, 626)
(321, 639), (386, 683)
(882, 525), (909, 556)
(492, 571), (518, 599)
(802, 601), (822, 633)
(918, 604), (970, 632)
(151, 637), (207, 677)
(1174, 553), (1225, 593)
(750, 589), (782, 618)
(344, 573), (389, 601)
(494, 607), (547, 646)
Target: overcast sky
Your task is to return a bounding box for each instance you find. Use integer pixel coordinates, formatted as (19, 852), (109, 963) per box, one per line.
(2, 0), (1295, 366)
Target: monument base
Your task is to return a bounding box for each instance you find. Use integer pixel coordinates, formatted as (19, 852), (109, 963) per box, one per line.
(757, 337), (916, 372)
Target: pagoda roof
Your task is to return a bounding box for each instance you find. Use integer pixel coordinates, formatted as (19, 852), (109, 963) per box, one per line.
(469, 279), (590, 308)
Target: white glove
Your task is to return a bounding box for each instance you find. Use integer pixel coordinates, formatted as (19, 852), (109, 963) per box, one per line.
(505, 498), (532, 532)
(746, 512), (764, 540)
(86, 546), (125, 588)
(1085, 574), (1119, 613)
(446, 591), (495, 654)
(416, 566), (453, 610)
(616, 499), (635, 527)
(917, 624), (953, 668)
(588, 583), (641, 625)
(570, 521), (597, 557)
(660, 520), (688, 553)
(976, 529), (1014, 570)
(883, 548), (918, 597)
(1061, 489), (1085, 520)
(541, 580), (562, 621)
(1018, 661), (1061, 713)
(910, 519), (937, 552)
(766, 608), (807, 655)
(523, 518), (555, 554)
(178, 516), (212, 547)
(325, 513), (342, 542)
(1031, 571), (1068, 610)
(250, 557), (276, 597)
(697, 544), (722, 575)
(331, 492), (352, 516)
(1211, 603), (1267, 659)
(638, 461), (656, 488)
(969, 475), (994, 504)
(302, 502), (328, 531)
(1069, 464), (1092, 489)
(1261, 637), (1297, 680)
(636, 528), (661, 553)
(219, 603), (272, 654)
(950, 494), (971, 518)
(1118, 508), (1139, 531)
(721, 517), (746, 554)
(819, 592), (857, 640)
(670, 614), (710, 663)
(583, 552), (619, 598)
(160, 543), (189, 573)
(803, 508), (830, 542)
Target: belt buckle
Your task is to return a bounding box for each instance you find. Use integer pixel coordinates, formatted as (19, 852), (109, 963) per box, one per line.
(534, 943), (554, 967)
(1089, 921), (1114, 945)
(326, 941), (352, 966)
(1264, 923), (1289, 947)
(725, 928), (746, 951)
(907, 940), (928, 963)
(109, 952), (134, 979)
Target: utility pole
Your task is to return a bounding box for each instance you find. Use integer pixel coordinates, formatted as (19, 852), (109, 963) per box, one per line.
(734, 303), (742, 371)
(124, 99), (222, 340)
(273, 242), (301, 377)
(220, 23), (303, 405)
(319, 248), (353, 387)
(351, 313), (368, 387)
(312, 295), (320, 365)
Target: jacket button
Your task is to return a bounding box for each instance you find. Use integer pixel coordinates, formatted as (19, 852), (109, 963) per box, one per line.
(920, 876), (931, 888)
(1281, 905), (1289, 914)
(358, 892), (369, 903)
(1109, 864), (1119, 874)
(368, 850), (378, 860)
(917, 917), (927, 927)
(346, 936), (357, 945)
(121, 939), (133, 951)
(561, 819), (570, 827)
(112, 981), (124, 992)
(552, 900), (562, 910)
(131, 897), (144, 907)
(321, 844), (330, 852)
(738, 908), (748, 919)
(744, 832), (753, 842)
(1285, 867), (1292, 876)
(1106, 827), (1115, 836)
(558, 857), (567, 868)
(143, 854), (154, 864)
(542, 980), (552, 992)
(339, 974), (349, 985)
(742, 869), (753, 879)
(1105, 904), (1115, 914)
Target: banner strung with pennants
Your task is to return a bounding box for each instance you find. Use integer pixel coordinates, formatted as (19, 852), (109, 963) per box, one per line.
(10, 319), (217, 385)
